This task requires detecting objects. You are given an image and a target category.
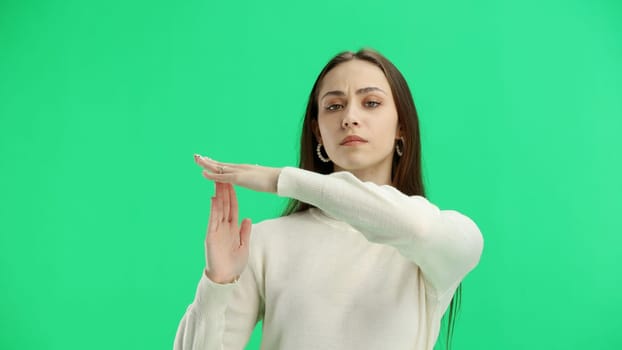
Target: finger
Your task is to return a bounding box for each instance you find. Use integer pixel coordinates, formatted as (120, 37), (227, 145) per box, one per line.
(194, 154), (256, 175)
(195, 155), (238, 173)
(222, 182), (230, 223)
(239, 218), (252, 248)
(195, 154), (216, 172)
(208, 196), (218, 233)
(215, 181), (224, 201)
(229, 183), (239, 226)
(202, 170), (235, 183)
(214, 182), (224, 223)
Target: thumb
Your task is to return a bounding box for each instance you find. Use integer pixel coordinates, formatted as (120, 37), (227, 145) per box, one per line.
(239, 218), (252, 248)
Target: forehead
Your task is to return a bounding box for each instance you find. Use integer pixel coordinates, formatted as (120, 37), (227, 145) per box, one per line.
(319, 59), (391, 94)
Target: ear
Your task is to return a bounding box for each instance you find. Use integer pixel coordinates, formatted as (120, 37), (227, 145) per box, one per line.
(312, 119), (323, 144)
(395, 124), (403, 139)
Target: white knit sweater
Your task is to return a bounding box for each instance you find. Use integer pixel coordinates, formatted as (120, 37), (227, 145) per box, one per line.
(174, 167), (484, 350)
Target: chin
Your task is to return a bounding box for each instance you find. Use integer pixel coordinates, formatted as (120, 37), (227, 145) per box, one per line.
(332, 159), (375, 172)
(331, 151), (394, 173)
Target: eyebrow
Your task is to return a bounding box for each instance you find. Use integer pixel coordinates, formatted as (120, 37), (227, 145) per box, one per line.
(320, 86), (386, 100)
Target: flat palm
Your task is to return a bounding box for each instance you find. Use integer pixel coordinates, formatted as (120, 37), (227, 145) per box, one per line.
(204, 182), (252, 284)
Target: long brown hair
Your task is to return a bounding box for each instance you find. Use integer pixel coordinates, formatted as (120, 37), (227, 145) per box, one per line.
(282, 48), (462, 349)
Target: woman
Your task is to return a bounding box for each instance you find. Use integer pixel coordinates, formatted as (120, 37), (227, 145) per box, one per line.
(174, 49), (484, 350)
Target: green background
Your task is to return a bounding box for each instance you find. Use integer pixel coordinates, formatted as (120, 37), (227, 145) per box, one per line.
(1, 0), (621, 349)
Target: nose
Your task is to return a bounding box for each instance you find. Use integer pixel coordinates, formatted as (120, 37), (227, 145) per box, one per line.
(341, 107), (360, 128)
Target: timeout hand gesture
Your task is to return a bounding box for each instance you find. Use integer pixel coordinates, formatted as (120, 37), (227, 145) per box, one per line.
(193, 154), (282, 284)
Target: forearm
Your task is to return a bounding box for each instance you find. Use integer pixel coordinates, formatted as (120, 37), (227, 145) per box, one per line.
(276, 167), (484, 294)
(174, 273), (237, 350)
(277, 167), (439, 246)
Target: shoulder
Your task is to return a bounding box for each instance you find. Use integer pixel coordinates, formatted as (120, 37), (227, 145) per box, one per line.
(252, 210), (312, 231)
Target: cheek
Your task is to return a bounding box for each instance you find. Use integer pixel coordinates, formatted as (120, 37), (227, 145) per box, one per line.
(371, 115), (399, 139)
(317, 117), (337, 139)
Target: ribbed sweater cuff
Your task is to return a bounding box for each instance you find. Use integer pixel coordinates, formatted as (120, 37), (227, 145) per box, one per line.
(194, 271), (238, 314)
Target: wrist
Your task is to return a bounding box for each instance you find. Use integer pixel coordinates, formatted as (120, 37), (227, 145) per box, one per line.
(272, 168), (282, 193)
(204, 268), (238, 284)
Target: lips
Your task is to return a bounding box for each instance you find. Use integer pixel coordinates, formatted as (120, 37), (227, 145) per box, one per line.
(340, 135), (368, 145)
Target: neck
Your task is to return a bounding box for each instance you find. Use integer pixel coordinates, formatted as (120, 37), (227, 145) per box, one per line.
(333, 164), (392, 186)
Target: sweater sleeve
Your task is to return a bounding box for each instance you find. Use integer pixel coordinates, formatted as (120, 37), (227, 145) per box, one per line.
(276, 166), (484, 296)
(173, 237), (264, 349)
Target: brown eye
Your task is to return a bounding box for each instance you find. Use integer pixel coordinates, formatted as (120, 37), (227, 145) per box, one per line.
(325, 104), (344, 111)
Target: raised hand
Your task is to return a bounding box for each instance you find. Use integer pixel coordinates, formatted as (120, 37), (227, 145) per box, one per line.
(203, 182), (252, 284)
(194, 154), (281, 193)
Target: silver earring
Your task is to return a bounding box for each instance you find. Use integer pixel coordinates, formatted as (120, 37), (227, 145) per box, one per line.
(316, 143), (331, 162)
(395, 137), (405, 157)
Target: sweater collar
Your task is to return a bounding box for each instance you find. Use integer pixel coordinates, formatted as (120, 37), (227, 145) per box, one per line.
(308, 207), (358, 233)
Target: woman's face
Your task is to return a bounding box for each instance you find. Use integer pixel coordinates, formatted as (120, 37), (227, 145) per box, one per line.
(314, 59), (400, 179)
